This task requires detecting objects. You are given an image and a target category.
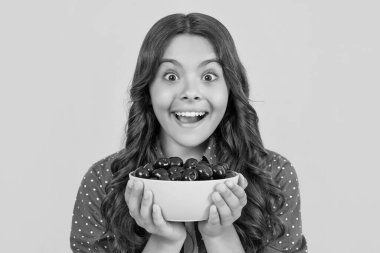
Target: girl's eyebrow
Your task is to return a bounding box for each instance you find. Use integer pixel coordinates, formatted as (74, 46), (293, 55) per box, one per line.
(159, 58), (221, 68)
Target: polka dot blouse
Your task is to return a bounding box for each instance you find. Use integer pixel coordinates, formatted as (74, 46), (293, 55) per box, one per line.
(70, 137), (308, 252)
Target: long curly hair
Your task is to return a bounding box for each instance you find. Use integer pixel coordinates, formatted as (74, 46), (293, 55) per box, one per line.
(100, 13), (285, 253)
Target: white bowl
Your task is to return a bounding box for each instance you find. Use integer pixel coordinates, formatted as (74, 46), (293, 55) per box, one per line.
(129, 171), (239, 221)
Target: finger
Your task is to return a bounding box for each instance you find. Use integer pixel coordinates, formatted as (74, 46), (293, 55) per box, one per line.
(124, 179), (134, 203)
(207, 204), (220, 225)
(226, 180), (247, 206)
(128, 180), (144, 217)
(212, 192), (231, 223)
(238, 174), (248, 189)
(140, 190), (153, 222)
(152, 204), (166, 227)
(216, 183), (241, 211)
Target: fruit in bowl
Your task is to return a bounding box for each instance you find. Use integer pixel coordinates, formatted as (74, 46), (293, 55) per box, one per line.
(129, 156), (239, 221)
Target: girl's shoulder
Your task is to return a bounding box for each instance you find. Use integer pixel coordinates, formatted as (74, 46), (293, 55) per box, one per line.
(81, 149), (124, 188)
(263, 149), (292, 167)
(71, 151), (123, 251)
(263, 149), (300, 186)
(262, 150), (308, 251)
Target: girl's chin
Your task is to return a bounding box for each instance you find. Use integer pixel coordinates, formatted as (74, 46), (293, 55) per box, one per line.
(173, 135), (209, 148)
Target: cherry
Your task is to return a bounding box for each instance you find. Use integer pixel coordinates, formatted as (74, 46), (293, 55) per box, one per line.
(168, 166), (185, 176)
(170, 172), (183, 181)
(196, 162), (213, 180)
(169, 157), (183, 167)
(143, 163), (154, 174)
(151, 168), (170, 180)
(211, 164), (226, 179)
(182, 169), (198, 181)
(184, 158), (198, 170)
(154, 158), (170, 169)
(134, 166), (150, 179)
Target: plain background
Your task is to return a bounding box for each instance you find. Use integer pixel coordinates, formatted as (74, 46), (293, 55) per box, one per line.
(1, 0), (379, 252)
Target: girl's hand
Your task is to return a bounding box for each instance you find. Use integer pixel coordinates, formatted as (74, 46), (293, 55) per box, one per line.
(198, 173), (248, 238)
(125, 179), (186, 242)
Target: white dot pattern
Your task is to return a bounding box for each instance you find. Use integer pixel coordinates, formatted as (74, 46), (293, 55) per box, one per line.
(70, 152), (121, 252)
(265, 151), (308, 252)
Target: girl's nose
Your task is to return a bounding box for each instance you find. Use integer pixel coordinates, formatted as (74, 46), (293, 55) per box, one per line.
(180, 79), (202, 101)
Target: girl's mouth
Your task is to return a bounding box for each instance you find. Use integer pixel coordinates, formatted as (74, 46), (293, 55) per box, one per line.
(174, 112), (208, 124)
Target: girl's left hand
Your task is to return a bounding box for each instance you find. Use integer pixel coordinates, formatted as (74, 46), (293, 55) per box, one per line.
(198, 173), (248, 238)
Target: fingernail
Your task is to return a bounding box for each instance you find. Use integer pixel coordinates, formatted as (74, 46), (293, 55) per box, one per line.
(213, 192), (222, 201)
(153, 204), (159, 213)
(143, 190), (150, 200)
(210, 205), (217, 214)
(226, 180), (234, 188)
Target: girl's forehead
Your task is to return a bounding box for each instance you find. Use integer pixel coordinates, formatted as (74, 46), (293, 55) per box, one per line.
(160, 34), (218, 67)
(163, 35), (216, 57)
(158, 58), (221, 70)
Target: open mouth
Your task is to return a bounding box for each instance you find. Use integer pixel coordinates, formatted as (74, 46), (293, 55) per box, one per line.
(174, 112), (208, 124)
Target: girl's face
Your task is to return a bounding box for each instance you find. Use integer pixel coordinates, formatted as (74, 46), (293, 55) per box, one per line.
(149, 34), (229, 149)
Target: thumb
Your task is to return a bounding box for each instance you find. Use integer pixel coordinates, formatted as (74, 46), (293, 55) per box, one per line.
(238, 173), (248, 189)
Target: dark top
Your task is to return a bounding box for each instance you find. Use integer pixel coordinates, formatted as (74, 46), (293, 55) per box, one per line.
(70, 137), (308, 252)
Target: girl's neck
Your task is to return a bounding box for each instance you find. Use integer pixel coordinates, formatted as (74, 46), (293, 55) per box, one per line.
(159, 133), (208, 161)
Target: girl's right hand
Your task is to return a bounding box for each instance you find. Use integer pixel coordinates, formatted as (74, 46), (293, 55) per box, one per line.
(125, 179), (186, 243)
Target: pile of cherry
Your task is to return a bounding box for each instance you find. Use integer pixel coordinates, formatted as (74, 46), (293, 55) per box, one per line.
(133, 157), (234, 181)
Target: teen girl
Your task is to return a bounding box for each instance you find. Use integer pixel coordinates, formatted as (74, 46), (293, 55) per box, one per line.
(70, 13), (308, 253)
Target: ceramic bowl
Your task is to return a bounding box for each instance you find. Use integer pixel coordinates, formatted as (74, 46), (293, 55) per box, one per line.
(129, 171), (239, 221)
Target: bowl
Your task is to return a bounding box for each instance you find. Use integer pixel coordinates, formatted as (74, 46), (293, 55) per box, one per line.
(129, 171), (239, 221)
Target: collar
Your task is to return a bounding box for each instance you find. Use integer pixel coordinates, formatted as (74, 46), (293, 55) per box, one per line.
(153, 135), (218, 165)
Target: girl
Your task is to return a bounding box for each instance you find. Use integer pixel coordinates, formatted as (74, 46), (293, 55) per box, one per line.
(70, 13), (307, 253)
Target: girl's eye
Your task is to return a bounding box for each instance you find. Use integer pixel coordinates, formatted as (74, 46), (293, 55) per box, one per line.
(164, 73), (179, 81)
(202, 72), (218, 82)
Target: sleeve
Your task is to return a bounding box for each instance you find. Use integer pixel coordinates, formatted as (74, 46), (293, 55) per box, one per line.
(70, 162), (112, 252)
(265, 154), (308, 253)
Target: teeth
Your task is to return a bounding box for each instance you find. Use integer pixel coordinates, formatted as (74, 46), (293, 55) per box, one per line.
(175, 112), (206, 117)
